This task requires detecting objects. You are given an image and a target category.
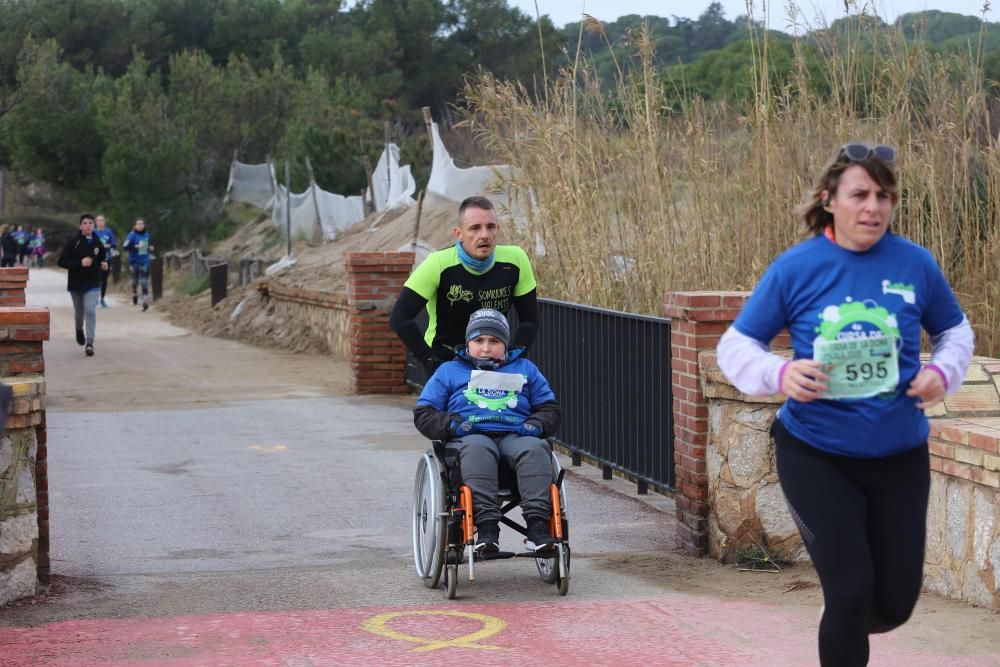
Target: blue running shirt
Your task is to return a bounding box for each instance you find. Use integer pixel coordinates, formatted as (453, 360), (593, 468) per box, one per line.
(733, 233), (964, 458)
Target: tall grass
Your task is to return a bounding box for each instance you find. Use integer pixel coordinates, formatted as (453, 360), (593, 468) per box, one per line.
(461, 8), (1000, 356)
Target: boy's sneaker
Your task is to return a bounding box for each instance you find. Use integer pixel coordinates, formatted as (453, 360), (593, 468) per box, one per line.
(142, 302), (149, 312)
(75, 329), (85, 346)
(132, 295), (138, 305)
(84, 344), (94, 357)
(475, 521), (500, 553)
(525, 520), (556, 552)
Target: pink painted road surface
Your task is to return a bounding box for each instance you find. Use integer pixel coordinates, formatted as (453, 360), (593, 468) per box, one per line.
(1, 596), (997, 667)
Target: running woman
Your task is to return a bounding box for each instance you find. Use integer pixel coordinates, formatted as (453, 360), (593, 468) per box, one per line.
(122, 218), (153, 311)
(716, 142), (974, 666)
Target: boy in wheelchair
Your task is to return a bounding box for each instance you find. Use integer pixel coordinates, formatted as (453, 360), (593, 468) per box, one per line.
(414, 308), (561, 553)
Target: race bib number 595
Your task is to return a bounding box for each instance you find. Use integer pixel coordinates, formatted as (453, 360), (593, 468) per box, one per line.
(812, 336), (899, 400)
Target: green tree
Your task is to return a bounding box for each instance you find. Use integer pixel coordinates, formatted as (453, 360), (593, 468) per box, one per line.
(444, 0), (562, 92)
(6, 38), (106, 198)
(278, 70), (379, 194)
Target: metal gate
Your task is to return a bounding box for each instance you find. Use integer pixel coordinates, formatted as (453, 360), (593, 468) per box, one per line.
(531, 299), (674, 493)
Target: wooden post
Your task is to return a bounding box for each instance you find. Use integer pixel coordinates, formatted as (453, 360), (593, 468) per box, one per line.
(412, 189), (425, 245)
(220, 149), (238, 211)
(422, 106), (435, 147)
(305, 157), (322, 245)
(383, 120), (392, 206)
(362, 148), (376, 214)
(284, 160), (292, 258)
(266, 155), (278, 209)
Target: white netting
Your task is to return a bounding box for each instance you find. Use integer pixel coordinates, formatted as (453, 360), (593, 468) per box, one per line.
(270, 185), (367, 243)
(226, 128), (520, 247)
(426, 122), (510, 202)
(368, 143), (416, 211)
(316, 190), (365, 241)
(226, 161), (276, 209)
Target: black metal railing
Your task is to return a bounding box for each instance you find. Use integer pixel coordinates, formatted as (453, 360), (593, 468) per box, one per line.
(531, 299), (674, 493)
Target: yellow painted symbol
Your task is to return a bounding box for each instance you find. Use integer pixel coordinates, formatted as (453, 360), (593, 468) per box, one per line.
(361, 610), (506, 653)
(248, 444), (287, 453)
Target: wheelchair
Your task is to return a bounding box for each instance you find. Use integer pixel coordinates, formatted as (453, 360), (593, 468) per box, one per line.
(411, 439), (571, 599)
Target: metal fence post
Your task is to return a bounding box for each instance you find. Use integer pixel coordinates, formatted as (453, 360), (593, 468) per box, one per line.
(150, 257), (164, 301)
(210, 262), (228, 306)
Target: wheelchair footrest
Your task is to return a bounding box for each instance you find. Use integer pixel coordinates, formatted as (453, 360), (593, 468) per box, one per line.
(515, 549), (559, 559)
(475, 550), (517, 561)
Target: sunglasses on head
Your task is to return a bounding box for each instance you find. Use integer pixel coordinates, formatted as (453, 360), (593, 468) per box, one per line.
(840, 143), (896, 164)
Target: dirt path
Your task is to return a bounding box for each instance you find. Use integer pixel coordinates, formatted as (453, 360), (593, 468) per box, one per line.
(30, 268), (352, 411)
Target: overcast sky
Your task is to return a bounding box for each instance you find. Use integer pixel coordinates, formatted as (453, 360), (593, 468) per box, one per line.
(511, 0), (995, 31)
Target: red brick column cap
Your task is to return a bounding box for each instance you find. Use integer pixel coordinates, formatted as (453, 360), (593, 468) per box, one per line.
(344, 252), (415, 269)
(663, 291), (750, 321)
(0, 308), (50, 325)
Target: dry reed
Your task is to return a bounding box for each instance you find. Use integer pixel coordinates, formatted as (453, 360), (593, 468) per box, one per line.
(461, 8), (1000, 356)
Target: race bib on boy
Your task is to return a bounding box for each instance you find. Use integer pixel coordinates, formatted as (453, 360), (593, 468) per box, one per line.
(813, 336), (899, 400)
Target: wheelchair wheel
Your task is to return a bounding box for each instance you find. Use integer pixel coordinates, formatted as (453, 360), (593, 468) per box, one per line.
(556, 544), (571, 596)
(412, 452), (446, 589)
(536, 550), (559, 584)
(444, 563), (458, 599)
(537, 455), (570, 588)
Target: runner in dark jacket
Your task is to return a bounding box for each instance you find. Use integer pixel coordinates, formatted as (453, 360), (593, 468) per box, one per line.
(57, 213), (108, 356)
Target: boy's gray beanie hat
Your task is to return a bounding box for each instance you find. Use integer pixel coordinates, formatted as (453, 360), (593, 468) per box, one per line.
(465, 308), (510, 348)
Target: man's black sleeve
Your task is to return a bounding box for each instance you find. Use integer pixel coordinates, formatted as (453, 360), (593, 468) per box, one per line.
(525, 400), (561, 437)
(389, 286), (432, 358)
(413, 405), (459, 441)
(511, 288), (538, 351)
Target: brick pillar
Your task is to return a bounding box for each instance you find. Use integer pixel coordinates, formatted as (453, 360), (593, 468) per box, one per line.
(0, 271), (51, 595)
(664, 291), (749, 556)
(0, 267), (28, 307)
(345, 252), (415, 394)
(0, 308), (49, 376)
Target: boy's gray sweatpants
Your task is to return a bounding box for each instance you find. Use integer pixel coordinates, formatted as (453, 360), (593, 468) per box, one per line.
(449, 433), (554, 525)
(70, 289), (99, 345)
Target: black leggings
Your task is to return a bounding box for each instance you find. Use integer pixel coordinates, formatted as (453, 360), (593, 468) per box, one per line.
(772, 419), (929, 667)
(100, 268), (110, 299)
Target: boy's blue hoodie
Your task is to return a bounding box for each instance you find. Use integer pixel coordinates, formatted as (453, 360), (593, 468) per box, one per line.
(123, 230), (151, 266)
(414, 347), (560, 441)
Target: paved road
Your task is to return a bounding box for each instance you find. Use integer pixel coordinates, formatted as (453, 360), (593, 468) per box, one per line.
(1, 269), (998, 666)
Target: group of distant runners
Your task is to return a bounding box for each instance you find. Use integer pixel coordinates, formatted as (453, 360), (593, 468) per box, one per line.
(57, 213), (153, 357)
(389, 141), (974, 667)
(0, 224), (45, 268)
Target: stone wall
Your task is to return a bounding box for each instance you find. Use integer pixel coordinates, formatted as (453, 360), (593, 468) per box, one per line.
(262, 281), (351, 359)
(259, 252), (414, 394)
(700, 350), (1000, 610)
(0, 376), (45, 605)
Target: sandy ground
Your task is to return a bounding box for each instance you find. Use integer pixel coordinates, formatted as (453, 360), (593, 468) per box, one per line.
(156, 195), (461, 351)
